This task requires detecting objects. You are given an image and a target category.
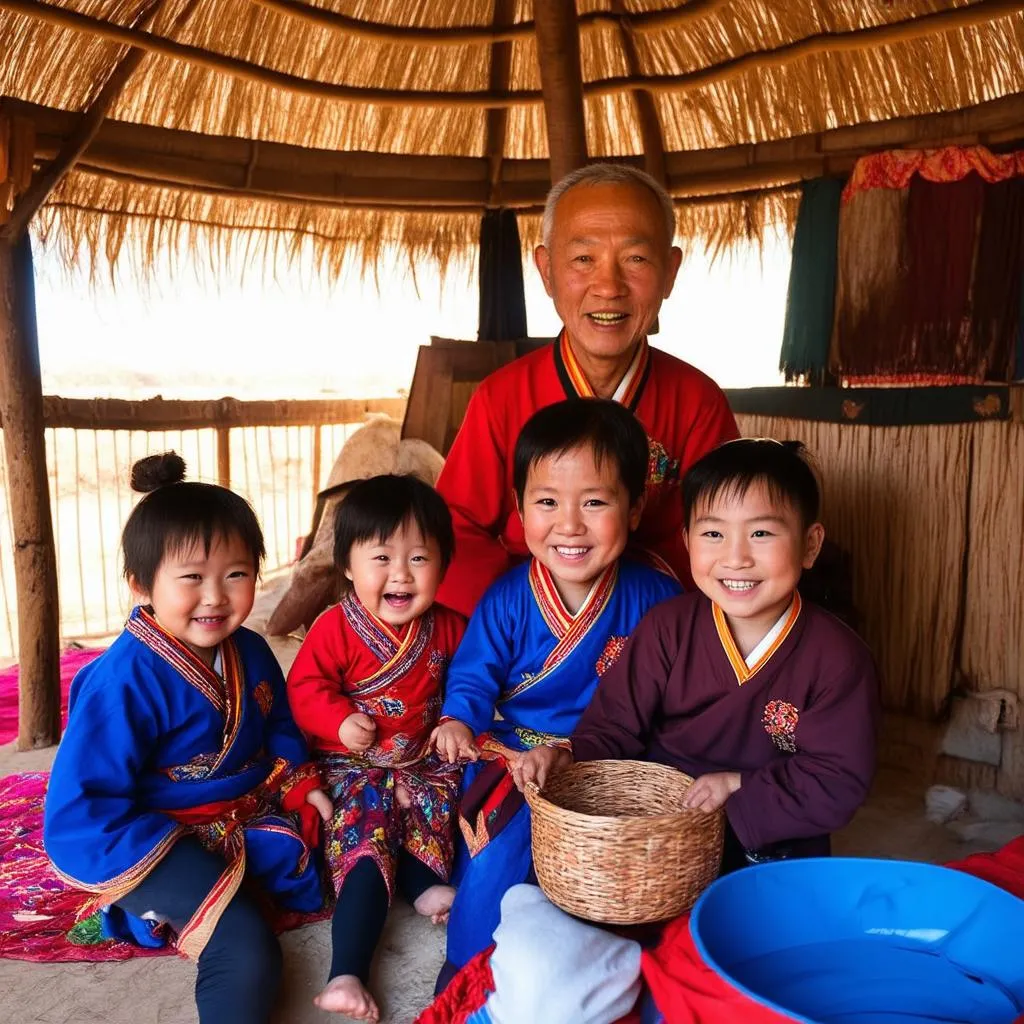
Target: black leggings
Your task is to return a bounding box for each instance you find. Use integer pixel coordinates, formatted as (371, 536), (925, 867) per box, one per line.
(331, 853), (445, 983)
(116, 837), (282, 1024)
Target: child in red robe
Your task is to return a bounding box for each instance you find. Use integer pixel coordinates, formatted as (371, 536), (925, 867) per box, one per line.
(531, 438), (881, 869)
(287, 475), (466, 1021)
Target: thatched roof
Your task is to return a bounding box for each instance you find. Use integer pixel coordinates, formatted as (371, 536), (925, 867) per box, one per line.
(2, 0), (1024, 275)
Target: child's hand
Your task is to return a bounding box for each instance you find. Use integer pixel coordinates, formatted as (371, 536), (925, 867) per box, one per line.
(511, 745), (572, 793)
(683, 771), (741, 813)
(339, 712), (377, 752)
(305, 787), (333, 822)
(429, 719), (479, 764)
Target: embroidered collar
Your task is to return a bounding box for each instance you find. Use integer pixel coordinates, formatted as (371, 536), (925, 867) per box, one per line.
(500, 560), (619, 702)
(127, 605), (236, 712)
(340, 591), (433, 697)
(341, 592), (414, 662)
(712, 593), (802, 685)
(529, 559), (618, 661)
(553, 330), (651, 411)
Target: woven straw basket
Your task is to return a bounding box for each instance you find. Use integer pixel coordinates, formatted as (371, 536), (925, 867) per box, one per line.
(524, 759), (724, 925)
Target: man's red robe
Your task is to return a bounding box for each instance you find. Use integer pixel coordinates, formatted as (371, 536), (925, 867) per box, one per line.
(436, 336), (738, 617)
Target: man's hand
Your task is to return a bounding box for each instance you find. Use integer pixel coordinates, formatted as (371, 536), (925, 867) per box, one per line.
(305, 787), (333, 822)
(511, 746), (572, 793)
(339, 712), (377, 752)
(429, 719), (479, 764)
(683, 771), (742, 813)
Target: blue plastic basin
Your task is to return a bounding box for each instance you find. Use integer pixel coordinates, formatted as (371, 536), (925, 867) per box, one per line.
(690, 858), (1024, 1024)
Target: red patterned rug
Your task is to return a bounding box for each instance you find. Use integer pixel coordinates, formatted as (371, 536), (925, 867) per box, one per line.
(0, 646), (105, 747)
(0, 772), (329, 963)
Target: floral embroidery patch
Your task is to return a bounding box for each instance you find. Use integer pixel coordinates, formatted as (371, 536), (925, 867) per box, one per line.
(762, 700), (799, 753)
(428, 650), (449, 680)
(646, 438), (681, 488)
(252, 680), (274, 718)
(596, 635), (627, 676)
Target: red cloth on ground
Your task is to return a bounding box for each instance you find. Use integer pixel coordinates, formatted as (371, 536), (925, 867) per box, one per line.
(414, 947), (495, 1024)
(946, 836), (1024, 901)
(0, 646), (103, 746)
(640, 914), (794, 1024)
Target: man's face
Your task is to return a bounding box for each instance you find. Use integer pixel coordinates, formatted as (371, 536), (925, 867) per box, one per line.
(535, 182), (682, 364)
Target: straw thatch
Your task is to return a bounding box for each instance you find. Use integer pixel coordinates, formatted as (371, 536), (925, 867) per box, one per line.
(2, 0), (1024, 274)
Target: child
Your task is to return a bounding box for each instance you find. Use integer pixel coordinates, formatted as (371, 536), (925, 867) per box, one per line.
(44, 452), (330, 1024)
(286, 474), (466, 1022)
(540, 438), (881, 871)
(431, 397), (682, 984)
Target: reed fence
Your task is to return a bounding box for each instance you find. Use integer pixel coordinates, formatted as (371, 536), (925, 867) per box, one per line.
(0, 396), (406, 658)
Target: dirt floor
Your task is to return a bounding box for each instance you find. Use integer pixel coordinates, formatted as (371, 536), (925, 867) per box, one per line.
(0, 741), (1009, 1024)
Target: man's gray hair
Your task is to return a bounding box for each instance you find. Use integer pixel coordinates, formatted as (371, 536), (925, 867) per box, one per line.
(541, 163), (677, 248)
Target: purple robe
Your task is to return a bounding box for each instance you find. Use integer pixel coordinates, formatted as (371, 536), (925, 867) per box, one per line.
(571, 592), (880, 850)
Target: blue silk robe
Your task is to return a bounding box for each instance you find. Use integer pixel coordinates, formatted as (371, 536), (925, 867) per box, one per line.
(44, 607), (323, 956)
(441, 558), (680, 970)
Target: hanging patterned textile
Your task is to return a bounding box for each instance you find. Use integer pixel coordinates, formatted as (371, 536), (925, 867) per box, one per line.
(779, 178), (843, 385)
(970, 178), (1024, 382)
(832, 145), (1024, 384)
(831, 186), (908, 380)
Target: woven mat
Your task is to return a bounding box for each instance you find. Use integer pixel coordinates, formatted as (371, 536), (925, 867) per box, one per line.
(0, 772), (329, 963)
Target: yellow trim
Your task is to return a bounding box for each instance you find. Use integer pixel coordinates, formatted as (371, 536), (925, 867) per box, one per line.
(560, 331), (649, 406)
(712, 593), (802, 685)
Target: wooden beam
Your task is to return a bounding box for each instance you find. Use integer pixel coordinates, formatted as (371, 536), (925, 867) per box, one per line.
(484, 0), (516, 205)
(0, 395), (409, 431)
(245, 0), (730, 45)
(2, 0), (196, 242)
(2, 0), (1020, 108)
(533, 0), (588, 184)
(610, 0), (666, 186)
(10, 90), (1024, 210)
(0, 235), (60, 749)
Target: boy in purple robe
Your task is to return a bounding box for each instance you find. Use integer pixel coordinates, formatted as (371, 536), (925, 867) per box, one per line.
(525, 438), (880, 870)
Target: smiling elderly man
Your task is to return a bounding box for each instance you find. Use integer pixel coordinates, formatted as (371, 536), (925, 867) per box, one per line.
(436, 163), (739, 616)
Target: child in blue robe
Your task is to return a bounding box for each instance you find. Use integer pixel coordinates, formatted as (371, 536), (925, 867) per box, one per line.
(44, 452), (332, 1024)
(431, 398), (682, 987)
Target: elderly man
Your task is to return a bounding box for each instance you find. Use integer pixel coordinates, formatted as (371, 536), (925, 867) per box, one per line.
(436, 163), (738, 617)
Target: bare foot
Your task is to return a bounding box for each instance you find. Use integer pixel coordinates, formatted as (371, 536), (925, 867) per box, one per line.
(394, 784), (413, 810)
(414, 884), (455, 925)
(313, 975), (380, 1020)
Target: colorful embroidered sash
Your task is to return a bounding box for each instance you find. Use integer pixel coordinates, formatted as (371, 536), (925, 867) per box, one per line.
(340, 592), (433, 699)
(554, 330), (651, 411)
(501, 561), (618, 702)
(127, 606), (245, 777)
(713, 593), (802, 685)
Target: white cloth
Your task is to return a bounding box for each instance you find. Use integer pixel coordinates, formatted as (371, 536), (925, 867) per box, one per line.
(744, 598), (795, 668)
(483, 885), (642, 1024)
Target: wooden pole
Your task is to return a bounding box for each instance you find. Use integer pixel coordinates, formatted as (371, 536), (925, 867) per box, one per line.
(216, 427), (231, 487)
(0, 233), (61, 749)
(533, 0), (588, 183)
(610, 0), (666, 186)
(484, 0), (517, 204)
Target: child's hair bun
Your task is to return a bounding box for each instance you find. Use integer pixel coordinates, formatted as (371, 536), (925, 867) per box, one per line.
(131, 452), (186, 493)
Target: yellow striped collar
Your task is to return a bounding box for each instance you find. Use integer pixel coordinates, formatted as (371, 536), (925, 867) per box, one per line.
(712, 593), (802, 685)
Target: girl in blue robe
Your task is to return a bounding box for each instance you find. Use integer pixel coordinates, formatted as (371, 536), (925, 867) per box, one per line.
(430, 399), (682, 986)
(44, 452), (331, 1024)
